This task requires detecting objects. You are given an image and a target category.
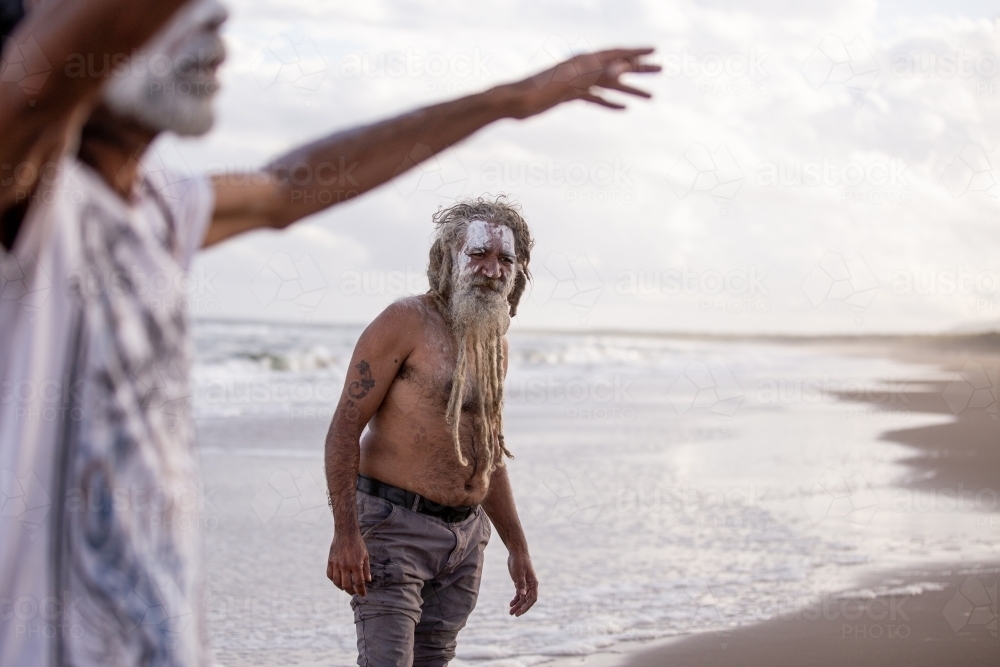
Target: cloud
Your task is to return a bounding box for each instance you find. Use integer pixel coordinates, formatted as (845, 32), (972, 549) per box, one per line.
(163, 0), (1000, 333)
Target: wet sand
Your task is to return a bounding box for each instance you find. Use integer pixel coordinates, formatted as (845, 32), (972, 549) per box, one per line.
(839, 338), (998, 499)
(623, 343), (999, 667)
(622, 564), (998, 667)
(880, 385), (998, 500)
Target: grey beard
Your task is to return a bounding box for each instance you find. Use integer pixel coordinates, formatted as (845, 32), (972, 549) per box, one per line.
(448, 282), (511, 341)
(444, 280), (510, 476)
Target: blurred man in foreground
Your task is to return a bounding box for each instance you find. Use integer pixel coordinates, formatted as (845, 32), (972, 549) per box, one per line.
(326, 198), (535, 665)
(0, 0), (657, 664)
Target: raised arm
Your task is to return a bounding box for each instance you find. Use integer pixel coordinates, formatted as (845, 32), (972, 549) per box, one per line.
(0, 0), (192, 246)
(324, 301), (419, 597)
(204, 48), (660, 246)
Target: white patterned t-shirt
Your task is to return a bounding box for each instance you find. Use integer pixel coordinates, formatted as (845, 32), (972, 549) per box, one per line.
(0, 156), (214, 667)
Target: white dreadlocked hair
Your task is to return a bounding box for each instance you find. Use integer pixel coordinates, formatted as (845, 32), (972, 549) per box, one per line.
(426, 196), (534, 477)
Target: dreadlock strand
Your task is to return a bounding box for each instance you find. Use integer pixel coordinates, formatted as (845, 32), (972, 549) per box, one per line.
(494, 338), (512, 461)
(478, 338), (494, 464)
(446, 340), (470, 466)
(482, 340), (498, 473)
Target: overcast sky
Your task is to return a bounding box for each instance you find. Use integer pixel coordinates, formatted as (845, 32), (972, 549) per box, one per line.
(162, 0), (1000, 334)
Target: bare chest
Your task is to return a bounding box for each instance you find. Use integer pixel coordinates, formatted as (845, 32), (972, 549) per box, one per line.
(389, 338), (484, 416)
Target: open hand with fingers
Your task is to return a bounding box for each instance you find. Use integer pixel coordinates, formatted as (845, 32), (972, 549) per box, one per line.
(507, 550), (539, 616)
(328, 533), (371, 597)
(505, 47), (661, 118)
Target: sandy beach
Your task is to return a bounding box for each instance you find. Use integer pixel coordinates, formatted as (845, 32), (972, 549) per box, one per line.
(620, 341), (999, 667)
(622, 564), (999, 667)
(192, 322), (998, 666)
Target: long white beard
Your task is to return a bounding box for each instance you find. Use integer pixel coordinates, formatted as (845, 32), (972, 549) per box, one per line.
(443, 272), (513, 475)
(449, 277), (512, 340)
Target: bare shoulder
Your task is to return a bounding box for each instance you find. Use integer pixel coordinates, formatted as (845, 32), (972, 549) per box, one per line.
(381, 294), (435, 325)
(361, 295), (439, 349)
(392, 294), (450, 330)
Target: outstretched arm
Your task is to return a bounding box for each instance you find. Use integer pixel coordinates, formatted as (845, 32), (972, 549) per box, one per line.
(0, 0), (192, 247)
(204, 48), (660, 246)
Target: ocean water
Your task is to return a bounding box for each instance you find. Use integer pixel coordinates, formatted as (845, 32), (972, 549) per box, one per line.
(191, 320), (996, 667)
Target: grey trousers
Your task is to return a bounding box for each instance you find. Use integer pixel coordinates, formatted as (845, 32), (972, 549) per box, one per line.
(351, 490), (491, 667)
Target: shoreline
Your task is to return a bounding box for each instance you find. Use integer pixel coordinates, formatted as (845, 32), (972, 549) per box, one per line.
(592, 342), (998, 667)
(193, 332), (997, 666)
(618, 563), (999, 667)
(192, 316), (1000, 348)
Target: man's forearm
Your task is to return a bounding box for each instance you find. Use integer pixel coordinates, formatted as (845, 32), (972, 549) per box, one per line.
(324, 421), (362, 537)
(482, 465), (529, 554)
(25, 0), (191, 102)
(263, 83), (524, 228)
(208, 48), (656, 244)
(0, 0), (192, 227)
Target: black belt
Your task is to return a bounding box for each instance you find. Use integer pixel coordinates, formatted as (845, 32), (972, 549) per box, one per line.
(357, 474), (476, 524)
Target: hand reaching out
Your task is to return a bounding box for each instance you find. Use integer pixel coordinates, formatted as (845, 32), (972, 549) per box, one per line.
(509, 47), (661, 118)
(206, 47), (659, 244)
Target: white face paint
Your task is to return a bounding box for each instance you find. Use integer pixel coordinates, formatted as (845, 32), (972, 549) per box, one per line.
(103, 0), (228, 136)
(456, 219), (516, 282)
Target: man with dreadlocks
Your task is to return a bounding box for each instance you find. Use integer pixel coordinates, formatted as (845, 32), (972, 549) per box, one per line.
(2, 0), (655, 663)
(325, 196), (535, 666)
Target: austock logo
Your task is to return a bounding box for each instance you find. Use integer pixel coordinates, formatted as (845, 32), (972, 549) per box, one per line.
(0, 250), (52, 311)
(1, 468), (52, 534)
(393, 144), (469, 200)
(667, 360), (744, 418)
(524, 469), (603, 527)
(667, 143), (744, 213)
(0, 36), (52, 95)
(801, 35), (879, 101)
(801, 469), (880, 526)
(251, 468), (327, 526)
(250, 33), (328, 95)
(942, 143), (1000, 207)
(942, 575), (998, 637)
(801, 252), (878, 323)
(251, 252), (329, 311)
(942, 360), (998, 419)
(524, 34), (595, 89)
(338, 47), (494, 95)
(530, 252), (604, 322)
(112, 574), (194, 635)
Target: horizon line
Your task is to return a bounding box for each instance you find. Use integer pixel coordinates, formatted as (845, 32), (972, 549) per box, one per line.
(191, 315), (1000, 345)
